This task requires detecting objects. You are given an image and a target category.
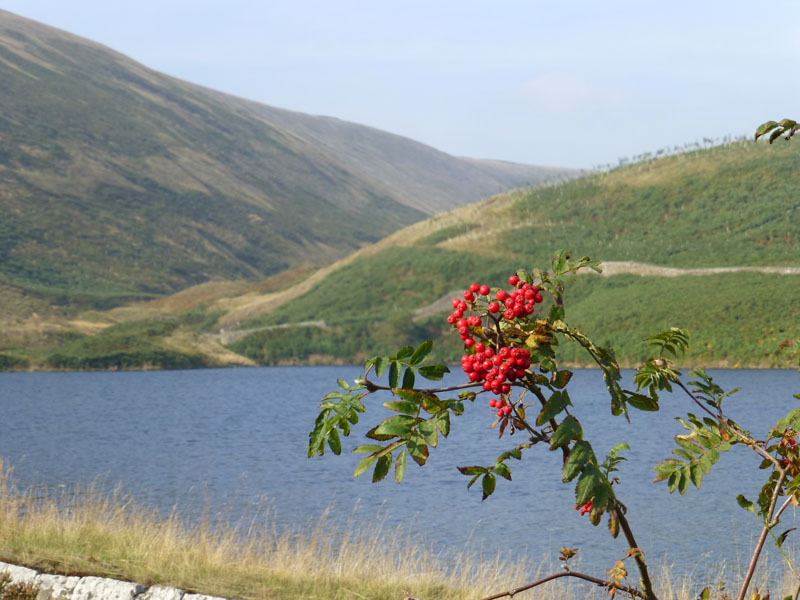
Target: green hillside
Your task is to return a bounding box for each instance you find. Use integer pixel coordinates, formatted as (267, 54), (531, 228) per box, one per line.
(0, 9), (576, 310)
(228, 138), (800, 368)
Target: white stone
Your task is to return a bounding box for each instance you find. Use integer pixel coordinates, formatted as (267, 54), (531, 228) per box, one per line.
(0, 561), (39, 584)
(137, 585), (185, 600)
(184, 594), (232, 600)
(71, 576), (145, 600)
(34, 574), (81, 600)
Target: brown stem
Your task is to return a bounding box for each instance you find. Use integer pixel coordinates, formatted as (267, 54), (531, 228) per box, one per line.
(736, 468), (788, 600)
(478, 570), (648, 600)
(615, 506), (658, 600)
(361, 376), (478, 395)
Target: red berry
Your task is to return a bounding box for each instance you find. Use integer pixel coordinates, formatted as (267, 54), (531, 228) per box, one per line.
(463, 290), (475, 302)
(446, 315), (456, 324)
(503, 308), (515, 320)
(502, 405), (512, 415)
(508, 275), (520, 286)
(496, 289), (508, 302)
(470, 283), (480, 293)
(484, 347), (495, 358)
(501, 384), (511, 394)
(479, 284), (490, 296)
(451, 298), (460, 308)
(496, 410), (504, 417)
(534, 293), (543, 303)
(488, 301), (500, 313)
(464, 338), (475, 347)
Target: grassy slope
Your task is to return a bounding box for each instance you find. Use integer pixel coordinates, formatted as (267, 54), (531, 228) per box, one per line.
(0, 9), (577, 311)
(227, 138), (800, 368)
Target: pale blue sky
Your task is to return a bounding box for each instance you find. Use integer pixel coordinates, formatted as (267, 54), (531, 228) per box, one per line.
(3, 1), (799, 168)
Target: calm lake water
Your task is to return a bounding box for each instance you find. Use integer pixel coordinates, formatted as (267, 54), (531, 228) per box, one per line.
(1, 366), (799, 578)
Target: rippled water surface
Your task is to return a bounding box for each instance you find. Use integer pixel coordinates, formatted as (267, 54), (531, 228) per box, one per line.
(1, 366), (799, 576)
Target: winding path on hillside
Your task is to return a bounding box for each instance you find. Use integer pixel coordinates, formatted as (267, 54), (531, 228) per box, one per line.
(212, 261), (800, 338)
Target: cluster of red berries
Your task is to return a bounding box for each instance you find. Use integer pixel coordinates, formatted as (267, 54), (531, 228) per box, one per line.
(575, 499), (593, 516)
(446, 275), (545, 337)
(461, 343), (532, 393)
(488, 397), (514, 418)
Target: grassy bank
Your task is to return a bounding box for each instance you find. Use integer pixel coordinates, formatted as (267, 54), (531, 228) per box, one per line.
(0, 464), (796, 599)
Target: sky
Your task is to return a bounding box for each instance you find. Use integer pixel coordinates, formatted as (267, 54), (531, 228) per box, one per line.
(2, 1), (799, 169)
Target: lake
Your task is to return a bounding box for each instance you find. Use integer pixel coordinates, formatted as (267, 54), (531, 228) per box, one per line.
(1, 366), (799, 579)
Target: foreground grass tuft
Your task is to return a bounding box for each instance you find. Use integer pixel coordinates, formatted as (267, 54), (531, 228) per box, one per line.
(0, 462), (796, 599)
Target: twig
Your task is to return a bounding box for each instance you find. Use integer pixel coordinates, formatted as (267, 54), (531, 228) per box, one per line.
(478, 570), (648, 600)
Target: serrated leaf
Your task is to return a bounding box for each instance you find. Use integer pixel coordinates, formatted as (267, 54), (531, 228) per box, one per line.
(672, 448), (695, 461)
(374, 356), (389, 378)
(575, 465), (604, 505)
(322, 391), (343, 401)
(409, 340), (433, 366)
(372, 454), (392, 482)
(354, 454), (378, 478)
(337, 378), (349, 390)
(394, 346), (414, 360)
(383, 400), (418, 415)
(457, 466), (485, 476)
(436, 411), (451, 437)
(418, 364), (449, 380)
(394, 449), (407, 483)
(551, 370), (573, 389)
(407, 436), (429, 466)
(737, 494), (756, 513)
(689, 463), (703, 488)
(550, 415), (582, 449)
(537, 390), (571, 425)
(353, 444), (384, 454)
(327, 427), (342, 455)
(667, 470), (680, 494)
(374, 415), (417, 437)
(492, 462), (512, 480)
(755, 120), (779, 140)
(366, 425), (395, 441)
(678, 467), (690, 494)
(402, 367), (416, 390)
(482, 473), (497, 500)
(388, 361), (400, 389)
(627, 393), (659, 411)
(419, 418), (438, 447)
(563, 440), (593, 482)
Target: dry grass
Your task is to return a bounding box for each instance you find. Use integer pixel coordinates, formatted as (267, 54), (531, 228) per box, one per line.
(0, 462), (797, 600)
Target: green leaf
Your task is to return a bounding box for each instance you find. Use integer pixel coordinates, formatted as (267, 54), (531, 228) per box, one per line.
(551, 370), (573, 389)
(737, 494), (756, 513)
(372, 454), (392, 482)
(337, 378), (349, 390)
(402, 367), (416, 390)
(678, 467), (690, 494)
(492, 462), (512, 480)
(409, 340), (433, 366)
(436, 411), (451, 437)
(627, 392), (659, 411)
(388, 361), (400, 389)
(457, 466), (486, 476)
(689, 463), (703, 489)
(419, 419), (438, 447)
(575, 465), (604, 505)
(353, 444), (384, 454)
(374, 415), (417, 437)
(563, 440), (593, 482)
(550, 416), (583, 450)
(548, 305), (565, 322)
(672, 448), (695, 461)
(755, 120), (779, 140)
(394, 346), (414, 361)
(482, 473), (497, 500)
(354, 454), (378, 478)
(418, 364), (450, 380)
(374, 356), (390, 378)
(383, 400), (418, 415)
(537, 390), (571, 425)
(366, 425), (395, 441)
(667, 471), (680, 493)
(394, 449), (407, 483)
(407, 436), (429, 466)
(327, 427), (342, 455)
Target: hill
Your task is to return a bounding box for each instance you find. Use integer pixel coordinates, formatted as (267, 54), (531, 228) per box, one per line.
(5, 136), (798, 371)
(222, 138), (800, 368)
(0, 9), (577, 311)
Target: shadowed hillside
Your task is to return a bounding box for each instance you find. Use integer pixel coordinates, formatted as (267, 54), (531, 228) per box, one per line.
(0, 9), (579, 310)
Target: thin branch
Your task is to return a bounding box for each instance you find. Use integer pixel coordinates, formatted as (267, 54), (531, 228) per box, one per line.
(361, 377), (478, 395)
(736, 468), (788, 600)
(615, 506), (658, 600)
(478, 570), (647, 600)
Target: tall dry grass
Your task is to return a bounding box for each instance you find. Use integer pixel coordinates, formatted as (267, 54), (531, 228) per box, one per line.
(0, 461), (796, 600)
